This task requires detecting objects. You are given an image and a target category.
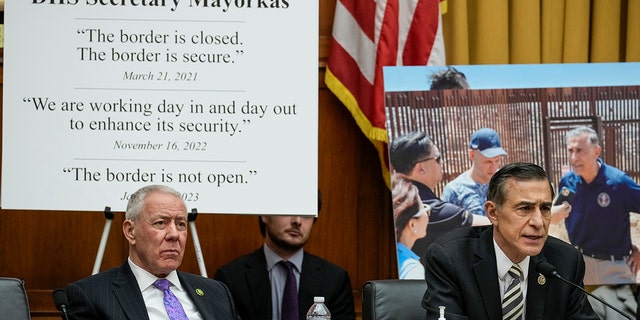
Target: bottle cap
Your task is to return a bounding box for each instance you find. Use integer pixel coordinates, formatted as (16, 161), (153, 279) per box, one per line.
(313, 296), (325, 303)
(438, 305), (446, 320)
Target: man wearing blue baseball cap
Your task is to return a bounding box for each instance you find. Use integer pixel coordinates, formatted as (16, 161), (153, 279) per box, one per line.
(442, 128), (507, 216)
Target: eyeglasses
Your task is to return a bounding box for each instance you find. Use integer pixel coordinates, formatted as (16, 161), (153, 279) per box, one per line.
(413, 153), (442, 166)
(412, 204), (431, 218)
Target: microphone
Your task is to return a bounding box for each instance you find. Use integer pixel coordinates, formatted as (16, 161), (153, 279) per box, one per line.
(52, 288), (70, 320)
(535, 261), (634, 320)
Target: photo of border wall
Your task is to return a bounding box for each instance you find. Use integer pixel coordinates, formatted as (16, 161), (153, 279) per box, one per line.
(385, 63), (640, 286)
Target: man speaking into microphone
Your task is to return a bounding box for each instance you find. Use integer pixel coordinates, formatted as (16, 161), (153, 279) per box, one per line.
(422, 162), (599, 319)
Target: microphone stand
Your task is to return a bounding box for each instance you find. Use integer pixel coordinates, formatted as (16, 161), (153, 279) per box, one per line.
(52, 289), (70, 320)
(551, 275), (634, 320)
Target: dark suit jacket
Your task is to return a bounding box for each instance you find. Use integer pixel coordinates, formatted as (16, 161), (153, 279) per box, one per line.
(422, 226), (599, 320)
(65, 261), (238, 320)
(214, 248), (356, 320)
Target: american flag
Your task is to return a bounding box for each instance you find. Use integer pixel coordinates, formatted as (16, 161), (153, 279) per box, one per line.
(325, 0), (447, 184)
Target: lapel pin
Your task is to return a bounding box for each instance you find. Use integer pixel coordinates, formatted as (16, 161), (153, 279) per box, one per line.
(196, 288), (204, 296)
(537, 274), (546, 285)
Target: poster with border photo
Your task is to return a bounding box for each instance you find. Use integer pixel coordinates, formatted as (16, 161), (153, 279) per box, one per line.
(385, 62), (640, 286)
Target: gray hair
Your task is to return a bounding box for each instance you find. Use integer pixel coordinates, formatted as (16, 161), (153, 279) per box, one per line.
(125, 185), (184, 221)
(566, 126), (599, 146)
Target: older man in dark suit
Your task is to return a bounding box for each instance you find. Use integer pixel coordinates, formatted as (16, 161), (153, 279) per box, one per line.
(422, 162), (598, 319)
(65, 184), (238, 320)
(214, 191), (355, 320)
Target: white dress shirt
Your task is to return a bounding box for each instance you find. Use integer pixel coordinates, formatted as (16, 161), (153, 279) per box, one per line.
(264, 245), (304, 320)
(128, 257), (203, 320)
(493, 240), (530, 316)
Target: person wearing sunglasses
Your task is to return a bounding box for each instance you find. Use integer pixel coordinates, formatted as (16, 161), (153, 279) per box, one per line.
(389, 131), (491, 266)
(441, 128), (508, 216)
(392, 174), (431, 279)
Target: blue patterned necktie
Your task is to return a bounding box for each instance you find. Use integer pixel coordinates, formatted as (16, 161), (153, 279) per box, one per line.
(153, 278), (189, 320)
(280, 260), (299, 320)
(502, 264), (524, 320)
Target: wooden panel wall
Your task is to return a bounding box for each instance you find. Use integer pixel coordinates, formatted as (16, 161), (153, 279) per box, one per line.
(0, 1), (395, 318)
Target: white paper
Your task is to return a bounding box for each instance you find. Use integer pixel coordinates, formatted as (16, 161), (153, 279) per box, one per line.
(2, 0), (318, 214)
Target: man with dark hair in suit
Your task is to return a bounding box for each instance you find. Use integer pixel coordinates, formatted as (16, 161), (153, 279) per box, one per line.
(214, 191), (356, 320)
(422, 162), (598, 319)
(65, 184), (238, 320)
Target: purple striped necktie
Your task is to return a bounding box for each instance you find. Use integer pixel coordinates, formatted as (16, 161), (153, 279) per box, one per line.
(280, 260), (299, 320)
(153, 278), (189, 320)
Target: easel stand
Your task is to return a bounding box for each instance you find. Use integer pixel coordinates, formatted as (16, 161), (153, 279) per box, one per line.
(92, 207), (114, 275)
(91, 207), (208, 277)
(189, 208), (208, 277)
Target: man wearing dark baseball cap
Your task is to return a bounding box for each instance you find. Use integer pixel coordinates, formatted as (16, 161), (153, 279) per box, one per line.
(442, 128), (507, 216)
(469, 128), (507, 158)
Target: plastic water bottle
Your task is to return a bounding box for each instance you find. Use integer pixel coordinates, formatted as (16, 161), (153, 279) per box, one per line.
(305, 296), (331, 320)
(438, 306), (447, 320)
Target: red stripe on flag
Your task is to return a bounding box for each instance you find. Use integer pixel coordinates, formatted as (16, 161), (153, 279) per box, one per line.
(403, 0), (440, 64)
(327, 38), (375, 120)
(326, 0), (445, 185)
(339, 0), (377, 42)
(372, 0), (400, 130)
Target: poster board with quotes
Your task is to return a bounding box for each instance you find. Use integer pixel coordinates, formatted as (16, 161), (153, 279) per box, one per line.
(2, 1), (318, 214)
